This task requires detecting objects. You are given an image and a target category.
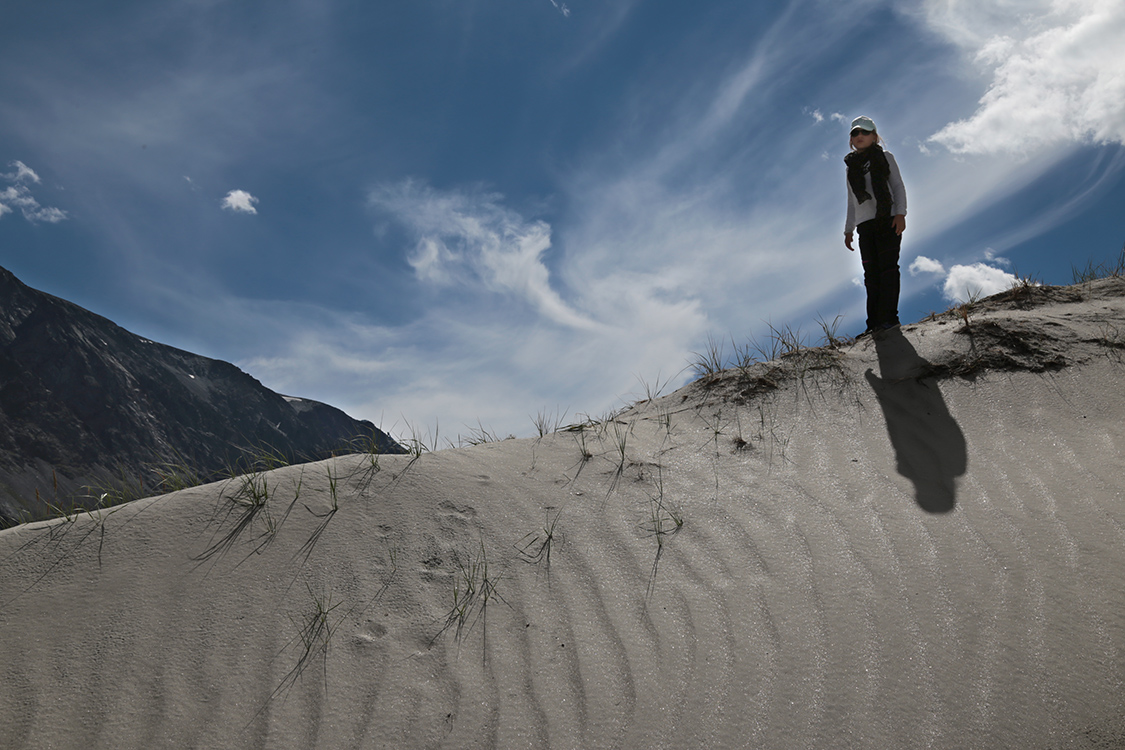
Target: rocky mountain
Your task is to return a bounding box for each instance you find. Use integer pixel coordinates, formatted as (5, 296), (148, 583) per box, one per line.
(0, 264), (401, 524)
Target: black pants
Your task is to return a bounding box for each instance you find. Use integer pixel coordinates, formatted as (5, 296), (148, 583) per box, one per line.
(858, 217), (901, 330)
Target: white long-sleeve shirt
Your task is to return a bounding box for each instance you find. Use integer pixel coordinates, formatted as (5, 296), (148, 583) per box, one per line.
(844, 150), (907, 235)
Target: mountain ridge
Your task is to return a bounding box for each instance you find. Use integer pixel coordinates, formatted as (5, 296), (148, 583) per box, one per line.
(0, 264), (400, 524)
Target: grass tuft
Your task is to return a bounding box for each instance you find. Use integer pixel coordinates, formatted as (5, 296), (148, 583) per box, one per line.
(605, 418), (634, 496)
(435, 540), (511, 661)
(194, 449), (304, 568)
(634, 371), (679, 404)
(530, 407), (568, 439)
(689, 333), (726, 380)
(1072, 245), (1125, 283)
(953, 289), (982, 331)
(394, 418), (443, 458)
(815, 314), (847, 348)
(515, 509), (561, 580)
(457, 420), (511, 447)
(643, 466), (683, 598)
(1005, 270), (1042, 302)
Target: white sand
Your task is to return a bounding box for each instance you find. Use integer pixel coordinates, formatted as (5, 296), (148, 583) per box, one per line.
(2, 279), (1124, 749)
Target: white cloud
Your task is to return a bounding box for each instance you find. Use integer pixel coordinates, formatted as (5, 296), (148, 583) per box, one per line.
(369, 180), (597, 330)
(28, 205), (67, 223)
(913, 0), (1055, 49)
(221, 189), (259, 214)
(909, 253), (1019, 304)
(2, 160), (40, 183)
(209, 276), (702, 442)
(982, 247), (1010, 266)
(925, 0), (1125, 153)
(323, 171), (812, 436)
(909, 256), (946, 276)
(942, 262), (1018, 303)
(0, 163), (68, 223)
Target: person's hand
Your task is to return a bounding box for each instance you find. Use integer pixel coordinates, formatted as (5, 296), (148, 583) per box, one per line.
(892, 214), (906, 235)
(844, 231), (854, 251)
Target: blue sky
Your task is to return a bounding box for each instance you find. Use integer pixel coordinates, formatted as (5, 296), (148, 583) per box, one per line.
(3, 0), (1123, 442)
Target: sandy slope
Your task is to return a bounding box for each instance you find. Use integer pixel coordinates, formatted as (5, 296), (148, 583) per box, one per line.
(2, 279), (1124, 749)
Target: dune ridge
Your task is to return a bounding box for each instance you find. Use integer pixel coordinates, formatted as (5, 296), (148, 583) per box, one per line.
(2, 278), (1124, 749)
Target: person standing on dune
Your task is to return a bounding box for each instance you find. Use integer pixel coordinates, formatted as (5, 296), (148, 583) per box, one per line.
(844, 115), (907, 337)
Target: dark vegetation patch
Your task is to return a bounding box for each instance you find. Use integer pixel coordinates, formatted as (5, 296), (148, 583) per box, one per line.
(925, 320), (1069, 379)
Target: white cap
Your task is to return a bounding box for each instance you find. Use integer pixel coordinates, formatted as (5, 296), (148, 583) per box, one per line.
(850, 116), (876, 132)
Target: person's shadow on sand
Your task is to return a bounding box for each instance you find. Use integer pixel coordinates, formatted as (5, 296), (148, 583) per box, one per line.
(864, 330), (967, 513)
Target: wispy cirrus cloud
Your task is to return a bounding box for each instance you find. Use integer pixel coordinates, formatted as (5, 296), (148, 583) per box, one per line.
(228, 177), (722, 435)
(546, 0), (570, 18)
(369, 180), (597, 330)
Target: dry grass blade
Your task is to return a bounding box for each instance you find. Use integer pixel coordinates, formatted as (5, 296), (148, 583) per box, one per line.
(515, 509), (561, 581)
(689, 333), (726, 380)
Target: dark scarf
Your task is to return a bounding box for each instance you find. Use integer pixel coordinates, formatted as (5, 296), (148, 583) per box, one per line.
(845, 144), (892, 218)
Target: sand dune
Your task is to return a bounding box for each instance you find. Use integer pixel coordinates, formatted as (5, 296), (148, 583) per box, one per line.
(3, 279), (1124, 749)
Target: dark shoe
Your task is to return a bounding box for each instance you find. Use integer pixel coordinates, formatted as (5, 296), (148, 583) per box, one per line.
(872, 322), (900, 340)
